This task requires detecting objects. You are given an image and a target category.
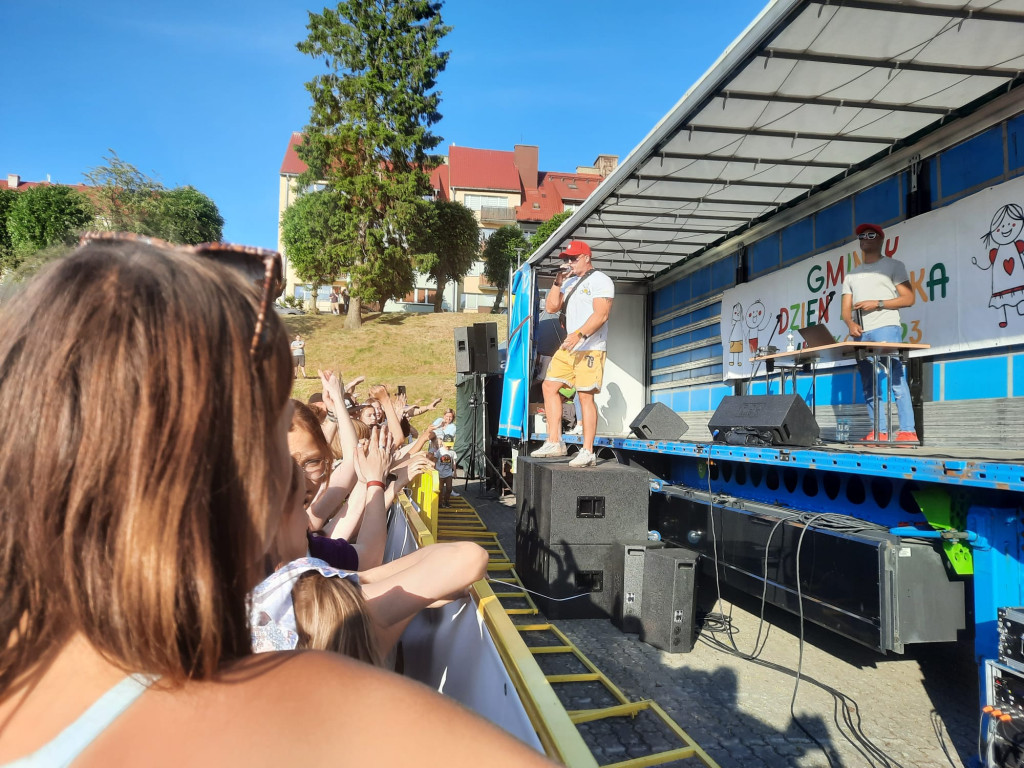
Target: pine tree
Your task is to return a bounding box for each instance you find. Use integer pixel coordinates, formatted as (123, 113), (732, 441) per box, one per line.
(296, 0), (450, 328)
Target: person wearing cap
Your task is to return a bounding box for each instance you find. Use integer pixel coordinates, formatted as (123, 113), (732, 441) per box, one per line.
(841, 223), (918, 442)
(531, 240), (614, 467)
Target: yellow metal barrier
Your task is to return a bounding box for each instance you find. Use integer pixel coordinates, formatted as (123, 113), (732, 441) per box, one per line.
(409, 470), (439, 540)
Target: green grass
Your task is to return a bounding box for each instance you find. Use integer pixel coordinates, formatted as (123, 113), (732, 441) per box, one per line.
(283, 311), (507, 433)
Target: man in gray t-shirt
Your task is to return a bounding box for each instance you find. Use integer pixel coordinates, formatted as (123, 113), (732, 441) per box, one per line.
(840, 223), (917, 442)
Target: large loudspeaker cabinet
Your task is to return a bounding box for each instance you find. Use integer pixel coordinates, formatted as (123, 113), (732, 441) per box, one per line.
(518, 541), (623, 619)
(629, 402), (689, 440)
(473, 322), (500, 374)
(515, 459), (650, 547)
(707, 394), (820, 447)
(454, 327), (474, 374)
(614, 541), (666, 633)
(640, 547), (701, 653)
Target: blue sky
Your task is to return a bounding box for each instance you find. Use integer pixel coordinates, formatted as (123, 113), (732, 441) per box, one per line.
(1, 0), (767, 250)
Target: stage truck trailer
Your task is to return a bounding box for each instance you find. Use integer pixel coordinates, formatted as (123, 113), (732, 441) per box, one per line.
(497, 0), (1024, 703)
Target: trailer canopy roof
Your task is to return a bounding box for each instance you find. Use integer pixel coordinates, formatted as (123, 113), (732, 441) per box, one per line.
(528, 0), (1024, 282)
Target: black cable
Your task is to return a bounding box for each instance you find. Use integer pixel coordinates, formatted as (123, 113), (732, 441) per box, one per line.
(693, 473), (906, 767)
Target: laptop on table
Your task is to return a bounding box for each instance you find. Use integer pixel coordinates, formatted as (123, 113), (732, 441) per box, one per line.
(797, 324), (837, 350)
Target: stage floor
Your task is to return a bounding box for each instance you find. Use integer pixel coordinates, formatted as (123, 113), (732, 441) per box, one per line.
(532, 433), (1024, 492)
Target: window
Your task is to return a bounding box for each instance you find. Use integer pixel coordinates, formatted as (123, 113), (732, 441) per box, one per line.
(464, 194), (506, 211)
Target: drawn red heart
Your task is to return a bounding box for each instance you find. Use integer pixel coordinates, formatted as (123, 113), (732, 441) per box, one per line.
(1004, 258), (1015, 276)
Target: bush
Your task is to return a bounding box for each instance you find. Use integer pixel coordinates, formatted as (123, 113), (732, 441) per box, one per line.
(6, 186), (93, 266)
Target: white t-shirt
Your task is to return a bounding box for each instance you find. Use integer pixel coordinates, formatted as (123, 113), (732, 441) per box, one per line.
(841, 257), (910, 332)
(562, 270), (615, 352)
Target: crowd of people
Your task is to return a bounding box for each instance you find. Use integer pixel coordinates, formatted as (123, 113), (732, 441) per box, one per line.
(0, 233), (552, 766)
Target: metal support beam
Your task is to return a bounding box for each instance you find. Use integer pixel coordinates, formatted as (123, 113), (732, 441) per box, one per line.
(686, 123), (894, 145)
(658, 151), (848, 169)
(626, 174), (816, 190)
(720, 89), (950, 115)
(762, 49), (1021, 80)
(819, 0), (1024, 24)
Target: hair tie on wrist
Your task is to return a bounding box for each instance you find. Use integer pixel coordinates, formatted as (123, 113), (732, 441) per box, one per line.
(366, 480), (386, 490)
(326, 413), (338, 423)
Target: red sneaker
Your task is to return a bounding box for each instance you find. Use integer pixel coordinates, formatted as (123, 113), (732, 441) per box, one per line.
(896, 431), (919, 442)
(861, 432), (888, 441)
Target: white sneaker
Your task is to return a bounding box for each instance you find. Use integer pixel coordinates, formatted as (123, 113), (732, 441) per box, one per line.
(568, 448), (597, 468)
(531, 441), (567, 458)
(451, 491), (460, 497)
(568, 423), (583, 436)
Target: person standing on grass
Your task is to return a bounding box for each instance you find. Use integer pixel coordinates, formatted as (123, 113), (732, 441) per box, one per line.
(531, 240), (614, 468)
(291, 334), (307, 379)
(329, 289), (340, 315)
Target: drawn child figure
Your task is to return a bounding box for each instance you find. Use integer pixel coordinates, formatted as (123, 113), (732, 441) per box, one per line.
(973, 203), (1024, 328)
(745, 299), (772, 355)
(728, 303), (744, 366)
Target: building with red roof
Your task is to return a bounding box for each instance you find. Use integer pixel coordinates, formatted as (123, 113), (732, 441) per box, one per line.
(277, 132), (616, 312)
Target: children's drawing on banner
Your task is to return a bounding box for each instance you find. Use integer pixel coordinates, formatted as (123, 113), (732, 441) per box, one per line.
(728, 302), (744, 366)
(973, 203), (1024, 328)
(745, 299), (772, 358)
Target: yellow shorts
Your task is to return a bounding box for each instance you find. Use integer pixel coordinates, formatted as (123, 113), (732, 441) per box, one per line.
(545, 348), (607, 393)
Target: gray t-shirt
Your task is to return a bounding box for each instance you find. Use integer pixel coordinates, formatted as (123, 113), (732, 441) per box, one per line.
(841, 257), (910, 332)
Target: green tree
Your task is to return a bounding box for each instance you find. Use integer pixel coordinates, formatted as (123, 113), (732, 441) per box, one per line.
(411, 200), (479, 312)
(0, 188), (18, 273)
(6, 185), (93, 268)
(148, 186), (224, 244)
(280, 190), (343, 314)
(528, 210), (573, 254)
(84, 150), (162, 233)
(296, 0), (451, 328)
(482, 225), (528, 314)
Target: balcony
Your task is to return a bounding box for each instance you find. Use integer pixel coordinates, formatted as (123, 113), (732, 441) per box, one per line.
(478, 206), (516, 223)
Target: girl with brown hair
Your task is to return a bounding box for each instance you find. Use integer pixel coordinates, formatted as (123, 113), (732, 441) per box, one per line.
(0, 236), (553, 767)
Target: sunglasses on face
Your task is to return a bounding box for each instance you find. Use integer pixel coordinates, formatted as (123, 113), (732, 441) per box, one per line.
(857, 231), (879, 240)
(79, 231), (284, 365)
(563, 256), (580, 263)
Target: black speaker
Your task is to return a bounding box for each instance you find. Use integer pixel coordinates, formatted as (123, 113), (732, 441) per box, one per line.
(454, 327), (474, 374)
(515, 459), (650, 547)
(707, 394), (819, 447)
(640, 547), (701, 653)
(517, 541), (622, 619)
(613, 540), (666, 633)
(473, 322), (500, 374)
(629, 402), (689, 440)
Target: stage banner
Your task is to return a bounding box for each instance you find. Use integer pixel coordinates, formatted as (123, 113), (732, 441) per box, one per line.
(720, 174), (1024, 380)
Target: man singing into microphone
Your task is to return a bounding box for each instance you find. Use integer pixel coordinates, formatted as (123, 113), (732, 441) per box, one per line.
(531, 240), (614, 467)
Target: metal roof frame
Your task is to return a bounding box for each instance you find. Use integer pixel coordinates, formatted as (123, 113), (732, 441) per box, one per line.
(527, 0), (1024, 285)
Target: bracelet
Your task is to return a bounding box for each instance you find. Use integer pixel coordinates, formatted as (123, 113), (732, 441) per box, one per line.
(326, 410), (338, 423)
(366, 480), (386, 490)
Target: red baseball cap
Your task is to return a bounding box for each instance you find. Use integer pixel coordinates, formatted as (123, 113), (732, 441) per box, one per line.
(559, 240), (591, 258)
(855, 223), (884, 238)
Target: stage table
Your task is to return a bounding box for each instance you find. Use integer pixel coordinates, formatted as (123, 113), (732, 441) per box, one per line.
(751, 341), (930, 444)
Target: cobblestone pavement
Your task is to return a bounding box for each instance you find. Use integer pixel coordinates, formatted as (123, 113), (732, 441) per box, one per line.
(462, 484), (977, 768)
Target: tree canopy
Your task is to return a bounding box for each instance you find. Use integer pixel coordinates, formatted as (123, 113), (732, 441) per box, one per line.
(295, 0), (450, 327)
(411, 200), (479, 312)
(5, 185), (93, 270)
(280, 190), (345, 314)
(482, 225), (529, 314)
(529, 210), (573, 254)
(85, 150), (223, 244)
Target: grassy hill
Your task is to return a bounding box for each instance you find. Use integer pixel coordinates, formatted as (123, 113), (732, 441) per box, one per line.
(283, 311), (507, 433)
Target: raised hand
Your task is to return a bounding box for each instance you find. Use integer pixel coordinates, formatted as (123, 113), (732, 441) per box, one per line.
(429, 397), (442, 409)
(318, 368), (345, 413)
(355, 426), (395, 485)
(368, 384), (389, 402)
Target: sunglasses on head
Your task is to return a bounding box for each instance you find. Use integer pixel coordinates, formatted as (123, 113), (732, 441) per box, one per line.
(79, 231), (284, 365)
(857, 231), (879, 240)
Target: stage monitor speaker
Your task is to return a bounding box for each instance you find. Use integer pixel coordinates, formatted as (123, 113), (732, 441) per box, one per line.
(629, 403), (689, 440)
(454, 327), (474, 374)
(473, 322), (500, 374)
(707, 394), (819, 447)
(515, 458), (650, 547)
(614, 540), (666, 633)
(517, 541), (622, 620)
(640, 547), (700, 653)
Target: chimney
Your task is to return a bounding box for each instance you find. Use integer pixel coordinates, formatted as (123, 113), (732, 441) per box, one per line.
(593, 154), (619, 178)
(6, 174), (19, 189)
(514, 145), (539, 192)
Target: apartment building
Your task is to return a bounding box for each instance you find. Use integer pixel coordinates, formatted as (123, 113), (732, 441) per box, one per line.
(278, 133), (615, 312)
